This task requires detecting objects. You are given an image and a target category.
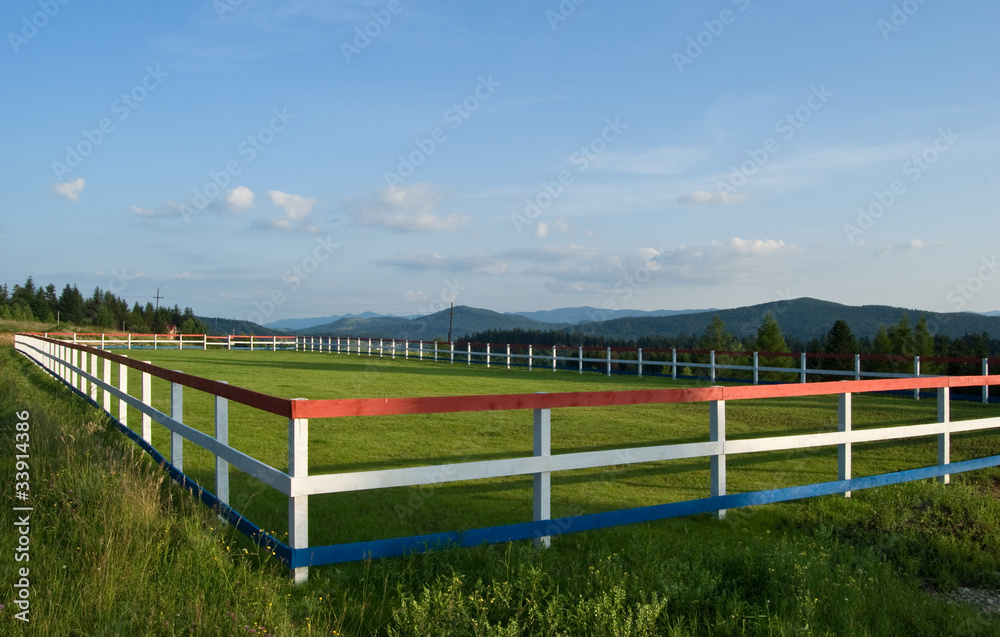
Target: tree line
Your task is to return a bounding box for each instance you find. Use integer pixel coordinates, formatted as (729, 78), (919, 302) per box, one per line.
(0, 276), (207, 334)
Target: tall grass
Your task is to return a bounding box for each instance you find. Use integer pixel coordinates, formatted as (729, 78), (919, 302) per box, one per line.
(3, 341), (1000, 635)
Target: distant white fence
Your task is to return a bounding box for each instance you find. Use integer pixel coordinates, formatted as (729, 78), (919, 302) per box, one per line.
(15, 332), (1000, 586)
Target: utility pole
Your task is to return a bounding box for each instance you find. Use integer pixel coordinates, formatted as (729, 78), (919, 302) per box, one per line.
(153, 289), (163, 333)
(447, 302), (454, 345)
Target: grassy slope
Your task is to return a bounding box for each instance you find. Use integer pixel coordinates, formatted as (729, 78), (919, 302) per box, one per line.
(3, 339), (1000, 635)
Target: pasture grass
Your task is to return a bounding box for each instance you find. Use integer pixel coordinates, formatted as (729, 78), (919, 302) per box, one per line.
(3, 341), (1000, 635)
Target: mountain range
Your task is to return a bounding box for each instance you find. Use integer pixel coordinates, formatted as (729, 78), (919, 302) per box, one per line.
(286, 298), (1000, 343)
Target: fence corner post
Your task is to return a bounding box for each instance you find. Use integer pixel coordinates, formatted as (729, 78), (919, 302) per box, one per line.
(533, 396), (551, 549)
(288, 400), (309, 584)
(938, 386), (950, 485)
(710, 397), (726, 520)
(838, 392), (852, 498)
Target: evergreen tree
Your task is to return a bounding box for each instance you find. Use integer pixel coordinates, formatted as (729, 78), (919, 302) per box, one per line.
(754, 313), (794, 381)
(824, 319), (858, 372)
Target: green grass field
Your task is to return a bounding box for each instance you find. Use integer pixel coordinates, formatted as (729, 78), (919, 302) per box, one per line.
(6, 338), (1000, 635)
(95, 347), (1000, 549)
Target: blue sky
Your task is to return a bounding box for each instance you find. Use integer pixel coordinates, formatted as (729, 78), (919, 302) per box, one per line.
(2, 1), (999, 323)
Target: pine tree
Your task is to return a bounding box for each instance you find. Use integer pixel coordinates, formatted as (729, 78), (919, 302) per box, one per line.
(754, 312), (793, 381)
(824, 319), (858, 371)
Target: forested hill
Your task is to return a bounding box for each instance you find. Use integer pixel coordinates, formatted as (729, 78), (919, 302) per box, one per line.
(572, 298), (1000, 343)
(300, 305), (572, 340)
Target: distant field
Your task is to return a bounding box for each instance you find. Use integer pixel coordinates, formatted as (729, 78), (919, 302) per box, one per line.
(99, 348), (1000, 550)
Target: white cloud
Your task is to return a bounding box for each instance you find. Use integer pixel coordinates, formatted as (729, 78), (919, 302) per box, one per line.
(534, 222), (549, 238)
(677, 190), (749, 205)
(351, 184), (471, 233)
(875, 238), (935, 258)
(129, 204), (156, 216)
(226, 186), (255, 212)
(267, 190), (316, 221)
(51, 178), (86, 201)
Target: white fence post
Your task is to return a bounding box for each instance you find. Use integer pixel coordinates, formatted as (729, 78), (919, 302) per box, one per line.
(606, 347), (611, 377)
(392, 339), (396, 359)
(753, 351), (759, 385)
(552, 345), (557, 373)
(272, 336), (277, 352)
(533, 401), (552, 549)
(914, 356), (921, 400)
(450, 342), (455, 364)
(528, 345), (533, 371)
(672, 349), (677, 380)
(507, 344), (511, 370)
(855, 354), (861, 381)
(101, 333), (105, 349)
(983, 359), (990, 405)
(102, 358), (112, 413)
(637, 347), (643, 378)
(710, 399), (726, 520)
(89, 353), (98, 402)
(71, 348), (79, 390)
(288, 406), (309, 585)
(118, 358), (129, 428)
(467, 343), (472, 366)
(420, 341), (424, 360)
(710, 350), (716, 383)
(578, 346), (583, 374)
(171, 380), (183, 472)
(141, 363), (152, 443)
(216, 382), (229, 511)
(204, 334), (209, 350)
(154, 333), (158, 350)
(368, 338), (372, 357)
(838, 393), (852, 498)
(127, 333), (131, 350)
(800, 352), (807, 384)
(486, 343), (490, 368)
(938, 387), (950, 485)
(404, 340), (409, 360)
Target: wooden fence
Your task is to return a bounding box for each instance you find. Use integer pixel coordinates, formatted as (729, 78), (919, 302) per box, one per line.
(15, 332), (1000, 584)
